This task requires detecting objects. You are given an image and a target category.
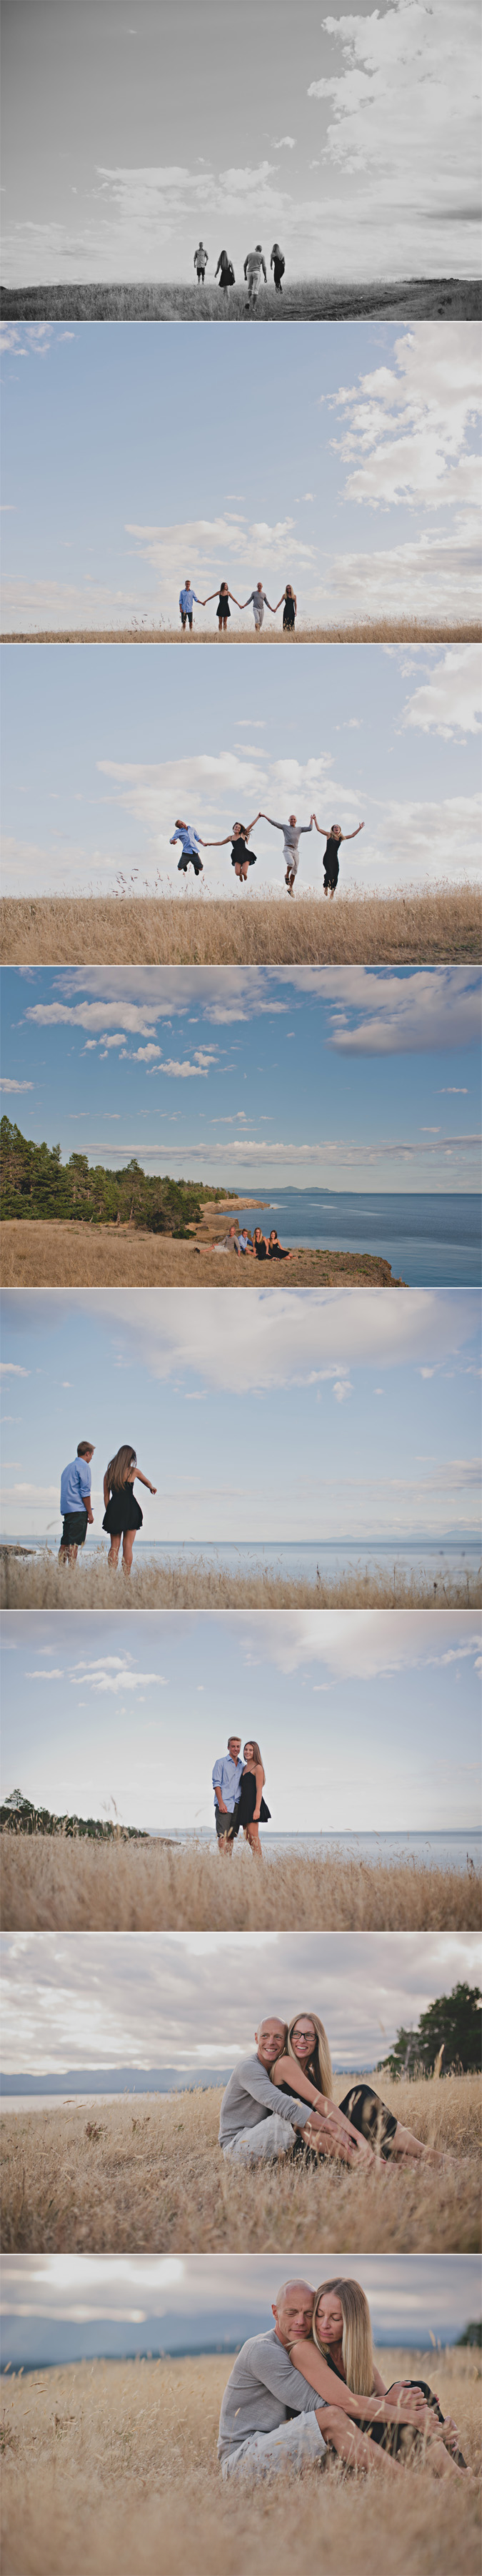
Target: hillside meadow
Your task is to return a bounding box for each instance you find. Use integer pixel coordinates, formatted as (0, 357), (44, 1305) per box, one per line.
(2, 1831), (480, 1934)
(0, 1223), (402, 1291)
(1, 2074), (480, 2254)
(1, 274), (481, 319)
(1, 883), (480, 968)
(3, 620), (481, 643)
(1, 2348), (480, 2576)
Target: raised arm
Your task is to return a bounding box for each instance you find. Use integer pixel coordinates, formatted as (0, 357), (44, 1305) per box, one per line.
(311, 818), (330, 834)
(243, 813), (261, 837)
(258, 815), (283, 831)
(340, 821), (364, 841)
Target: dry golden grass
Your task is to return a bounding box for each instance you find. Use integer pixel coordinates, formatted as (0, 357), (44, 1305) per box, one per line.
(0, 1222), (402, 1291)
(1, 2075), (480, 2254)
(1, 2349), (480, 2576)
(2, 274), (481, 318)
(1, 1550), (479, 1613)
(1, 881), (480, 967)
(2, 1832), (480, 1934)
(4, 620), (481, 643)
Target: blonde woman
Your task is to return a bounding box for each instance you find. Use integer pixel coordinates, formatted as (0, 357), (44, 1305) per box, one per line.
(270, 2011), (451, 2166)
(102, 1445), (156, 1574)
(286, 2277), (468, 2478)
(234, 1739), (271, 1856)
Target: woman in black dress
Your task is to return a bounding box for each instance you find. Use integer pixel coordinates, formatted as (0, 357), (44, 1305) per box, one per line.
(270, 244), (285, 293)
(270, 2011), (450, 2168)
(215, 249), (234, 292)
(102, 1444), (156, 1575)
(236, 1738), (271, 1856)
(202, 813), (260, 881)
(311, 816), (364, 895)
(253, 1225), (269, 1259)
(287, 2279), (468, 2480)
(273, 583), (296, 633)
(201, 580), (240, 635)
(268, 1229), (293, 1261)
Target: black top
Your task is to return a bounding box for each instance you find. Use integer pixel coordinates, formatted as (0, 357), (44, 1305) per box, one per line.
(283, 598), (296, 625)
(217, 596), (231, 616)
(231, 841), (256, 867)
(253, 1235), (268, 1257)
(324, 836), (341, 864)
(237, 1768), (271, 1825)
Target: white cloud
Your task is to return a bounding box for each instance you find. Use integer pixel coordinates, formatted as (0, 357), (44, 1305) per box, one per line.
(0, 1364), (29, 1379)
(0, 1079), (34, 1093)
(308, 4), (481, 272)
(331, 327), (481, 515)
(401, 644), (482, 736)
(243, 1609), (482, 1681)
(79, 1286), (480, 1395)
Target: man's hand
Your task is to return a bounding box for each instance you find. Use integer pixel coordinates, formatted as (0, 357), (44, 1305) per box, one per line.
(216, 1794), (229, 1814)
(85, 1506), (94, 1524)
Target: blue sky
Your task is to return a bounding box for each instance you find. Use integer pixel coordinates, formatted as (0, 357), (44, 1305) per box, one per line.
(1, 0), (479, 284)
(2, 964), (481, 1196)
(1, 322), (481, 627)
(1, 640), (481, 901)
(1, 2254), (478, 2357)
(1, 1286), (480, 1542)
(1, 1928), (479, 2075)
(2, 1608), (480, 1836)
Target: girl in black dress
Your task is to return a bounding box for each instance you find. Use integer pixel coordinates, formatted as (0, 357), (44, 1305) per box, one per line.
(271, 2011), (450, 2167)
(253, 1226), (269, 1258)
(268, 1229), (293, 1260)
(311, 816), (364, 895)
(215, 250), (234, 291)
(270, 244), (285, 293)
(236, 1738), (271, 1856)
(202, 813), (260, 881)
(202, 580), (241, 634)
(102, 1444), (156, 1575)
(273, 583), (296, 632)
(287, 2279), (468, 2480)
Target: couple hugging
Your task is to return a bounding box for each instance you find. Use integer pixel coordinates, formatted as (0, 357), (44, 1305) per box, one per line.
(219, 2011), (451, 2172)
(219, 2275), (469, 2485)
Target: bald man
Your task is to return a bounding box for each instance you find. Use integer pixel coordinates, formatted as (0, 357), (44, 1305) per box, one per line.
(219, 2018), (316, 2166)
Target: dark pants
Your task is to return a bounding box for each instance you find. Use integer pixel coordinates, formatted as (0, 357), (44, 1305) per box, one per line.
(181, 612), (194, 628)
(61, 1510), (88, 1550)
(273, 264), (283, 292)
(178, 856), (203, 874)
(196, 269), (206, 282)
(338, 2081), (398, 2158)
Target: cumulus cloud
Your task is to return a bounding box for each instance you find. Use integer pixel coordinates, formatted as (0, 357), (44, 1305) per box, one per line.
(308, 4), (481, 274)
(331, 327), (481, 515)
(0, 1079), (34, 1093)
(76, 1285), (480, 1394)
(401, 644), (482, 735)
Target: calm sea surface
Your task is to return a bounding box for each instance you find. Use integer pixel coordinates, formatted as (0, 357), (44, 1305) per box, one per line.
(245, 1191), (481, 1285)
(8, 1538), (481, 1580)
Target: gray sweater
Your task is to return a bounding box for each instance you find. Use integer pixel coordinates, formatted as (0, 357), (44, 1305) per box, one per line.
(219, 2052), (307, 2145)
(218, 2329), (322, 2455)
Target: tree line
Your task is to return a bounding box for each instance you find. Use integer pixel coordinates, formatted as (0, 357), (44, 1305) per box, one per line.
(0, 1118), (236, 1233)
(378, 1981), (481, 2076)
(1, 1791), (149, 1842)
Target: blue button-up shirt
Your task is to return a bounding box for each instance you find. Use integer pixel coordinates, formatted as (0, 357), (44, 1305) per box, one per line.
(212, 1752), (243, 1812)
(172, 825), (201, 856)
(179, 588), (199, 613)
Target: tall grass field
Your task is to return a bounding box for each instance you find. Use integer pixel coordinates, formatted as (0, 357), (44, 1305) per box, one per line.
(1, 1552), (480, 1612)
(1, 883), (480, 968)
(1, 2075), (480, 2254)
(1, 2348), (480, 2576)
(1, 274), (481, 319)
(0, 1224), (401, 1292)
(2, 1832), (480, 1933)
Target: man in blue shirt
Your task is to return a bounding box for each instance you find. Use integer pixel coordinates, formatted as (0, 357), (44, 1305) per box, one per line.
(169, 821), (204, 875)
(59, 1441), (94, 1566)
(212, 1735), (243, 1854)
(179, 580), (201, 632)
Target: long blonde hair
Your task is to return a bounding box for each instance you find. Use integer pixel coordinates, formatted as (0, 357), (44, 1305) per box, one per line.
(243, 1739), (266, 1783)
(106, 1445), (136, 1491)
(313, 2277), (375, 2397)
(286, 2011), (333, 2099)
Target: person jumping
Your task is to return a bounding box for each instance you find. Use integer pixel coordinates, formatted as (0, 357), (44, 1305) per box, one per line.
(170, 820), (205, 876)
(260, 809), (313, 896)
(311, 816), (364, 896)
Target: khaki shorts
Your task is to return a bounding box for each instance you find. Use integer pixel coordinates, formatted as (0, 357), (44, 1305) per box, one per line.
(221, 2410), (326, 2480)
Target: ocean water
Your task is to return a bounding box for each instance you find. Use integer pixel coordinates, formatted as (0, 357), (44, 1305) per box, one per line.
(162, 1828), (482, 1871)
(244, 1191), (481, 1286)
(6, 1536), (481, 1582)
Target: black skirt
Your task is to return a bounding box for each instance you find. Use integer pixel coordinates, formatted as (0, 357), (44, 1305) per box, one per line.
(102, 1487), (144, 1535)
(283, 600), (295, 627)
(237, 1770), (271, 1826)
(217, 598), (231, 617)
(231, 843), (256, 867)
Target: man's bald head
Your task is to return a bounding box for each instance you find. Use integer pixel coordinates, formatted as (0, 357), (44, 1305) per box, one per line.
(272, 2281), (315, 2346)
(256, 2017), (286, 2068)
